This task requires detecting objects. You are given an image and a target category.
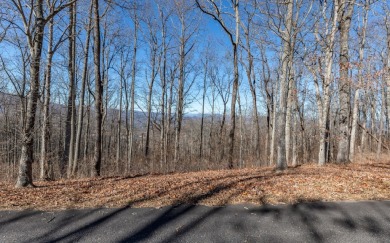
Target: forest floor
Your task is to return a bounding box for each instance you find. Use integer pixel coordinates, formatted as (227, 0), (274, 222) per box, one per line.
(1, 156), (390, 211)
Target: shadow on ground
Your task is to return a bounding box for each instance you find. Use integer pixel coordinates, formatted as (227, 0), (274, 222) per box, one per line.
(1, 188), (390, 242)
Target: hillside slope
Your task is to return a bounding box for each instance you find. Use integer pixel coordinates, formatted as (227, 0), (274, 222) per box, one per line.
(1, 159), (389, 210)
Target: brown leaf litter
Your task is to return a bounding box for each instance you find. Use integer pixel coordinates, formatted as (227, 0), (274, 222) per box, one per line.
(0, 160), (389, 210)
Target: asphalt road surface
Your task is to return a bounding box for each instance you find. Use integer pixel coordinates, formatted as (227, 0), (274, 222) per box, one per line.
(1, 200), (390, 243)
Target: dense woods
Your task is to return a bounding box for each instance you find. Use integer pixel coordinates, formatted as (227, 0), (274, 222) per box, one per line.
(0, 0), (389, 187)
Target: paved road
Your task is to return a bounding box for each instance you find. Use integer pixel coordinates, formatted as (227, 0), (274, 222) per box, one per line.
(1, 201), (390, 243)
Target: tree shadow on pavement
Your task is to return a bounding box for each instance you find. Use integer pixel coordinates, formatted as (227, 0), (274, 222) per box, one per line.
(1, 175), (390, 243)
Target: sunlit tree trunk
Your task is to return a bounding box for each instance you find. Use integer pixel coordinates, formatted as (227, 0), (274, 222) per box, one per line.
(15, 0), (73, 186)
(15, 1), (45, 187)
(350, 2), (368, 161)
(312, 0), (339, 166)
(40, 5), (54, 180)
(276, 0), (293, 171)
(337, 0), (355, 163)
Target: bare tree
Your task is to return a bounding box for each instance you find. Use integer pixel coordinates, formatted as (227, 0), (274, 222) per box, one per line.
(350, 0), (369, 161)
(156, 0), (171, 171)
(385, 4), (390, 139)
(92, 0), (103, 177)
(196, 0), (240, 168)
(8, 0), (75, 187)
(240, 0), (260, 163)
(40, 0), (69, 180)
(65, 0), (77, 178)
(337, 0), (356, 163)
(143, 9), (160, 166)
(274, 0), (293, 170)
(173, 0), (197, 165)
(199, 49), (210, 161)
(307, 0), (340, 165)
(73, 1), (93, 176)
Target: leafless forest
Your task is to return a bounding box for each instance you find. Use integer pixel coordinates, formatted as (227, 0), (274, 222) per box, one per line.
(0, 0), (389, 187)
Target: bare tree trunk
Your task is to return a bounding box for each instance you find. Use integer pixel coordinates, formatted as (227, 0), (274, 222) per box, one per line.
(241, 15), (260, 163)
(73, 2), (92, 176)
(196, 0), (239, 169)
(199, 59), (208, 160)
(65, 1), (77, 178)
(276, 0), (293, 171)
(219, 99), (227, 162)
(16, 0), (45, 188)
(337, 0), (355, 163)
(145, 51), (157, 160)
(285, 84), (292, 165)
(174, 19), (185, 165)
(370, 92), (376, 152)
(166, 69), (175, 171)
(127, 12), (138, 173)
(360, 92), (368, 153)
(238, 92), (243, 168)
(115, 60), (123, 173)
(350, 2), (368, 161)
(260, 44), (273, 165)
(159, 9), (167, 172)
(208, 80), (216, 163)
(386, 12), (390, 139)
(285, 52), (296, 165)
(92, 0), (103, 177)
(227, 1), (240, 169)
(312, 0), (339, 165)
(292, 110), (298, 167)
(84, 93), (91, 161)
(270, 88), (276, 166)
(377, 88), (385, 158)
(40, 6), (54, 180)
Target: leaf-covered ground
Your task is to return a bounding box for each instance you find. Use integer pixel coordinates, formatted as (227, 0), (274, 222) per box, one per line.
(1, 160), (389, 210)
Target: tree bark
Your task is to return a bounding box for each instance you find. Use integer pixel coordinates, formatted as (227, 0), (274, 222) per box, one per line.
(276, 0), (293, 171)
(337, 0), (355, 163)
(312, 0), (339, 165)
(227, 2), (239, 169)
(144, 20), (158, 163)
(16, 0), (45, 188)
(92, 0), (103, 177)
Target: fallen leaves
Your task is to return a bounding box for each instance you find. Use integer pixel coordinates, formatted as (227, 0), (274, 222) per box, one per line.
(0, 160), (389, 211)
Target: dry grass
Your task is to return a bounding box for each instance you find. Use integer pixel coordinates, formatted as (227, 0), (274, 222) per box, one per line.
(1, 157), (389, 211)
